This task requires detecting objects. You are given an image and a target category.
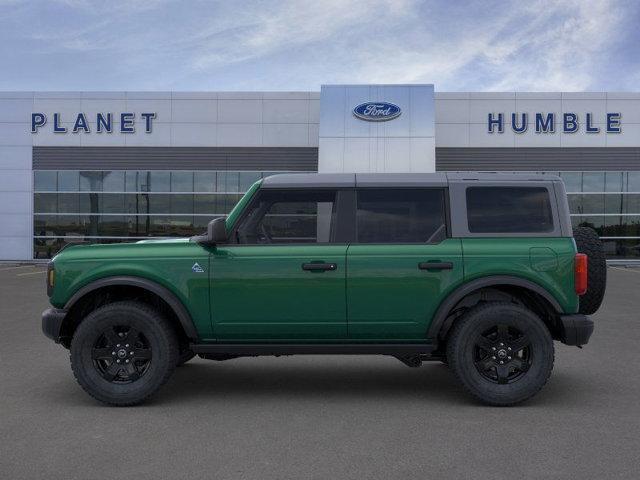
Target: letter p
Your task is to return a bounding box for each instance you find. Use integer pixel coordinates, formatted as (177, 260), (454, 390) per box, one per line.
(31, 113), (46, 133)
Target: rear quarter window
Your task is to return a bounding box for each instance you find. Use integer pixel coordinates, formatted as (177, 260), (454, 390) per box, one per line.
(466, 186), (554, 233)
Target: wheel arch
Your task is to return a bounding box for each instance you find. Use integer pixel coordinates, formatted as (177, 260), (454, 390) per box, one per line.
(62, 276), (198, 345)
(427, 275), (563, 343)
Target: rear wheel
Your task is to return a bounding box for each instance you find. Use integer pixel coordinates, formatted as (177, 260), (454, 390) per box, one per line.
(70, 301), (178, 406)
(447, 302), (554, 406)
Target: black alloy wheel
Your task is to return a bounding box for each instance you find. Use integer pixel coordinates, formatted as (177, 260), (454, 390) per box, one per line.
(91, 326), (152, 383)
(70, 301), (178, 406)
(447, 302), (554, 406)
(473, 324), (531, 384)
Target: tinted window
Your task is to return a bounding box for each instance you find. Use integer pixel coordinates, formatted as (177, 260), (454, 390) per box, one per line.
(34, 171), (57, 191)
(194, 172), (217, 192)
(466, 187), (553, 233)
(170, 172), (193, 192)
(236, 190), (337, 244)
(356, 189), (446, 243)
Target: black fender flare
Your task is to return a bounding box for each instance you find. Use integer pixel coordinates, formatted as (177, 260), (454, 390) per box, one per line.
(426, 275), (563, 342)
(64, 276), (198, 340)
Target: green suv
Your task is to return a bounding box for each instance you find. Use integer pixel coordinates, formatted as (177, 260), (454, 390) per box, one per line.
(42, 173), (605, 406)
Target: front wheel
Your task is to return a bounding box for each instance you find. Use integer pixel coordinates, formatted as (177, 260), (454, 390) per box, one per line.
(446, 302), (554, 406)
(70, 301), (178, 406)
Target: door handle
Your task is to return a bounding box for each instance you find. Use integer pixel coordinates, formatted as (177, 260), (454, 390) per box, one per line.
(418, 261), (453, 271)
(302, 262), (337, 272)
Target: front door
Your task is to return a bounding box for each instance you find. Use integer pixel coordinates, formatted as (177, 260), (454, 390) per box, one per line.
(211, 188), (348, 340)
(346, 188), (464, 340)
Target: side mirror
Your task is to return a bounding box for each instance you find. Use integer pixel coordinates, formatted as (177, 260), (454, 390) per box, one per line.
(192, 217), (227, 245)
(208, 217), (228, 244)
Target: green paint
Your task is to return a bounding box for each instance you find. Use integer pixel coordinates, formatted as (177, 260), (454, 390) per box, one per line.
(462, 238), (578, 313)
(50, 239), (213, 338)
(346, 239), (463, 340)
(225, 179), (262, 233)
(48, 183), (579, 344)
(211, 245), (348, 339)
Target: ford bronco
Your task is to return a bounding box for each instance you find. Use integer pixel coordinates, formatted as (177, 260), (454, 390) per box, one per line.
(42, 172), (605, 406)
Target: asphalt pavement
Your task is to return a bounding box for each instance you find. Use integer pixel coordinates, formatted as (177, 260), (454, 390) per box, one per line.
(1, 263), (639, 479)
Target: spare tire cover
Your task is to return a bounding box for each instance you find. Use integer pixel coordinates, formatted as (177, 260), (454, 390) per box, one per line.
(573, 226), (607, 315)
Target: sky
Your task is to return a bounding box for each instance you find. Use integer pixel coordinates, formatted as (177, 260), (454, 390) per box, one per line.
(0, 0), (638, 92)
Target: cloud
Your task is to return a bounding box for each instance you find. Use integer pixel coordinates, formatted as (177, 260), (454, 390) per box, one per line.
(0, 0), (637, 91)
(479, 0), (626, 91)
(189, 0), (414, 70)
(284, 0), (631, 91)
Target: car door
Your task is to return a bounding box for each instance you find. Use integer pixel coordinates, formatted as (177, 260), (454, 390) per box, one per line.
(346, 188), (463, 340)
(211, 188), (349, 340)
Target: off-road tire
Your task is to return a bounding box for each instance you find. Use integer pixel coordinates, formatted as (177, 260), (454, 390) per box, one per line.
(70, 301), (178, 406)
(447, 302), (554, 406)
(573, 226), (607, 315)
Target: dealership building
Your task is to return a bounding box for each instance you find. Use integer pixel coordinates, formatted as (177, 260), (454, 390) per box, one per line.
(1, 84), (640, 261)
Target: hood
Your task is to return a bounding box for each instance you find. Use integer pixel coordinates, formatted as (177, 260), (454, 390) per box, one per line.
(52, 238), (193, 262)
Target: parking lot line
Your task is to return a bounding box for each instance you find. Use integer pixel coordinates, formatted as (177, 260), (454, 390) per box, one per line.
(16, 270), (47, 276)
(609, 266), (640, 274)
(0, 265), (33, 272)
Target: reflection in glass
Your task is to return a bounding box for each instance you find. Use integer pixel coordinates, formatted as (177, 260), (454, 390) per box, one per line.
(103, 171), (125, 192)
(34, 171), (57, 191)
(605, 172), (623, 192)
(239, 172), (261, 191)
(148, 171), (170, 192)
(568, 194), (605, 215)
(80, 171), (103, 191)
(560, 172), (582, 192)
(628, 172), (640, 192)
(34, 193), (57, 213)
(57, 171), (79, 192)
(33, 170), (332, 257)
(171, 172), (193, 192)
(194, 172), (216, 192)
(581, 172), (605, 192)
(604, 194), (623, 214)
(170, 194), (194, 214)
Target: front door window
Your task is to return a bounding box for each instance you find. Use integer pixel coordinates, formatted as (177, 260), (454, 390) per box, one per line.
(235, 190), (337, 244)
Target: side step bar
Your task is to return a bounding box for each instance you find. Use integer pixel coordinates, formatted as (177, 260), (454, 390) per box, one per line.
(190, 342), (436, 357)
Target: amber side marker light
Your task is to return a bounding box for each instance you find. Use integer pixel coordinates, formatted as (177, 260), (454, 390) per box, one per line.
(47, 263), (55, 296)
(575, 253), (588, 296)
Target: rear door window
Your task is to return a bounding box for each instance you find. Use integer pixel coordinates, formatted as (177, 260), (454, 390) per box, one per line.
(466, 186), (553, 233)
(356, 189), (447, 243)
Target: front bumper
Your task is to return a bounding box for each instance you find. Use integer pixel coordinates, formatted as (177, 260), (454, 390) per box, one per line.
(559, 314), (594, 346)
(42, 308), (67, 343)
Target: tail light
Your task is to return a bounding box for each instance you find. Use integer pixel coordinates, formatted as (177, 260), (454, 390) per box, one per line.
(574, 253), (588, 295)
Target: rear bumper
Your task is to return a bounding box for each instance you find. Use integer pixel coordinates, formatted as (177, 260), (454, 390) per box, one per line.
(559, 314), (594, 346)
(42, 308), (67, 343)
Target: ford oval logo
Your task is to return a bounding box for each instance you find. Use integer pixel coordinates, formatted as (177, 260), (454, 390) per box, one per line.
(353, 102), (402, 122)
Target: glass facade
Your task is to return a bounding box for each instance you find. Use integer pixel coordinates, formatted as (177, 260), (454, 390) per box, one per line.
(33, 170), (293, 258)
(558, 171), (640, 260)
(33, 169), (640, 260)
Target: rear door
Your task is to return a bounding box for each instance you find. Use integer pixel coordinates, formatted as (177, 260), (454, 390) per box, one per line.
(346, 188), (463, 340)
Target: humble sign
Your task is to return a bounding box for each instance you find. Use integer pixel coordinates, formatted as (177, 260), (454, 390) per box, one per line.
(488, 112), (621, 134)
(31, 112), (157, 134)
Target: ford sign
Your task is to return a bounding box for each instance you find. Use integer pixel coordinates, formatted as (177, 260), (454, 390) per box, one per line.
(353, 102), (401, 122)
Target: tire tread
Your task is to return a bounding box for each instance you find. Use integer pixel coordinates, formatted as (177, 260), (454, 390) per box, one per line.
(70, 300), (178, 406)
(446, 301), (554, 406)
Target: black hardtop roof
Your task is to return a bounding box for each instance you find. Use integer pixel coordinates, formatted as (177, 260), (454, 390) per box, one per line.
(261, 172), (561, 189)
